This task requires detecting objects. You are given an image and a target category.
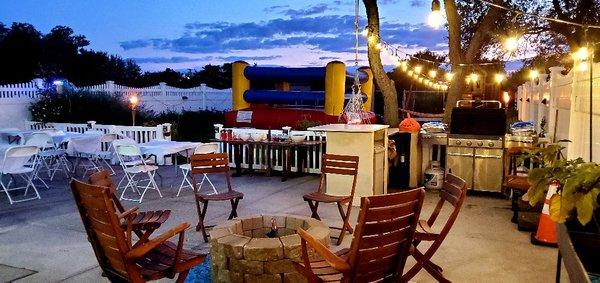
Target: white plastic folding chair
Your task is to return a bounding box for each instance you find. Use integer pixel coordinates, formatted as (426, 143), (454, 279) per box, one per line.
(68, 132), (103, 177)
(95, 133), (118, 175)
(177, 143), (219, 197)
(114, 143), (161, 203)
(25, 132), (70, 181)
(0, 146), (41, 204)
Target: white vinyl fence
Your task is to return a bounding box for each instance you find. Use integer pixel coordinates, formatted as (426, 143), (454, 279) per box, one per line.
(81, 81), (232, 113)
(0, 79), (232, 129)
(517, 61), (600, 162)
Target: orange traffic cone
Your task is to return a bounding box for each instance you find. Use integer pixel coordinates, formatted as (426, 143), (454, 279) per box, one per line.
(530, 180), (559, 247)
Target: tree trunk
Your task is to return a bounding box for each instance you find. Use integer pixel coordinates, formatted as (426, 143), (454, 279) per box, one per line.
(443, 0), (464, 124)
(443, 0), (502, 124)
(363, 0), (400, 126)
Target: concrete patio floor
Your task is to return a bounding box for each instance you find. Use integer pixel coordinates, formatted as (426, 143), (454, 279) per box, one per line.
(0, 166), (564, 282)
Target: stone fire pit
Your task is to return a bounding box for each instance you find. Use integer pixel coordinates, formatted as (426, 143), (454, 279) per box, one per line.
(209, 215), (330, 283)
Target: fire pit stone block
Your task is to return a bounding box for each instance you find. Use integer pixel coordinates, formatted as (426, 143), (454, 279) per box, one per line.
(210, 214), (330, 283)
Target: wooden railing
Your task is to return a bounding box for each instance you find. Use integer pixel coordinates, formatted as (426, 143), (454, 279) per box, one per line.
(216, 127), (326, 174)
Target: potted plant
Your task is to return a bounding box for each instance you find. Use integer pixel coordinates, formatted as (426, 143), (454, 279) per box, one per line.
(525, 143), (600, 275)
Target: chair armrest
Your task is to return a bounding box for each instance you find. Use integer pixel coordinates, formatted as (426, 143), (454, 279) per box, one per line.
(117, 206), (138, 219)
(297, 228), (350, 273)
(126, 223), (190, 259)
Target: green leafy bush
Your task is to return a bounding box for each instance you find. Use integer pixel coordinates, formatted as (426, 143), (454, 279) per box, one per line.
(151, 110), (225, 142)
(29, 82), (152, 124)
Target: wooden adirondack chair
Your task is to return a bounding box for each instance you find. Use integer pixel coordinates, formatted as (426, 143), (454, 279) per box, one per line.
(303, 154), (359, 245)
(89, 170), (171, 242)
(294, 188), (425, 282)
(71, 179), (205, 282)
(190, 153), (244, 242)
(401, 173), (468, 283)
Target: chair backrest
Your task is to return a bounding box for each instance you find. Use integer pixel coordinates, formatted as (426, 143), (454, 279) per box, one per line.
(1, 146), (39, 174)
(317, 154), (359, 195)
(190, 153), (231, 192)
(69, 134), (103, 155)
(346, 189), (425, 282)
(101, 133), (119, 143)
(25, 132), (53, 148)
(88, 170), (125, 213)
(70, 179), (137, 281)
(424, 173), (468, 245)
(194, 142), (219, 154)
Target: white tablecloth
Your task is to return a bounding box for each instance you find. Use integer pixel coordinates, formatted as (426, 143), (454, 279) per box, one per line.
(139, 140), (200, 165)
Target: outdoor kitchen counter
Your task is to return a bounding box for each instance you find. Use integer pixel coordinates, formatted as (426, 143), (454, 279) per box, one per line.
(308, 124), (389, 204)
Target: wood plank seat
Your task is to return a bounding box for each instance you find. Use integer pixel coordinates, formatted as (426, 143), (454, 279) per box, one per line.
(304, 192), (351, 203)
(70, 179), (205, 282)
(502, 146), (536, 223)
(401, 173), (468, 283)
(190, 153), (244, 242)
(89, 170), (171, 239)
(294, 189), (425, 283)
(199, 190), (244, 201)
(303, 154), (359, 245)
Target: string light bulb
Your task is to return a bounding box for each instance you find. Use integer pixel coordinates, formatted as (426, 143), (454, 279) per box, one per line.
(444, 72), (454, 81)
(494, 73), (505, 84)
(572, 47), (590, 60)
(428, 0), (444, 29)
(414, 65), (423, 74)
(374, 42), (382, 50)
(400, 61), (408, 71)
(407, 70), (414, 76)
(504, 36), (519, 52)
(529, 70), (539, 80)
(361, 26), (369, 37)
(470, 73), (479, 82)
(428, 70), (437, 78)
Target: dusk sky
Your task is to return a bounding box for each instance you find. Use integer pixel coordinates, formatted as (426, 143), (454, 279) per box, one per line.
(0, 0), (448, 71)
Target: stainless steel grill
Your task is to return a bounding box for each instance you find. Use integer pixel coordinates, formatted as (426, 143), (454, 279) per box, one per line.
(446, 135), (504, 192)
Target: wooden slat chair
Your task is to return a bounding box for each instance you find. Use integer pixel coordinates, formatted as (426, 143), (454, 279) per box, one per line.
(89, 170), (171, 243)
(294, 189), (425, 282)
(303, 154), (359, 245)
(401, 173), (468, 283)
(70, 179), (205, 282)
(190, 153), (244, 242)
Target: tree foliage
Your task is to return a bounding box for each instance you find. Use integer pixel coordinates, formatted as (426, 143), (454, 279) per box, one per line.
(0, 22), (233, 89)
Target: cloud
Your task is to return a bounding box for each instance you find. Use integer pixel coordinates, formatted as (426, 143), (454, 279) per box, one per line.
(282, 3), (330, 17)
(218, 55), (282, 61)
(409, 0), (425, 7)
(130, 56), (205, 63)
(379, 0), (401, 4)
(120, 16), (446, 55)
(263, 5), (290, 13)
(131, 55), (282, 64)
(318, 56), (340, 60)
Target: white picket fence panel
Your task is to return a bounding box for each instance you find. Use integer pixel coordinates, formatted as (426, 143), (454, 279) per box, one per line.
(216, 127), (326, 174)
(0, 79), (232, 129)
(25, 121), (171, 144)
(517, 61), (600, 162)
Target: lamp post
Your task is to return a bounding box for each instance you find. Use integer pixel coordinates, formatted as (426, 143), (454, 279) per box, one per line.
(129, 93), (139, 126)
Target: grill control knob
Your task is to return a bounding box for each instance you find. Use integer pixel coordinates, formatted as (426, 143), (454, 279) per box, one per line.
(488, 142), (495, 147)
(466, 141), (472, 146)
(477, 141), (484, 146)
(455, 140), (461, 145)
